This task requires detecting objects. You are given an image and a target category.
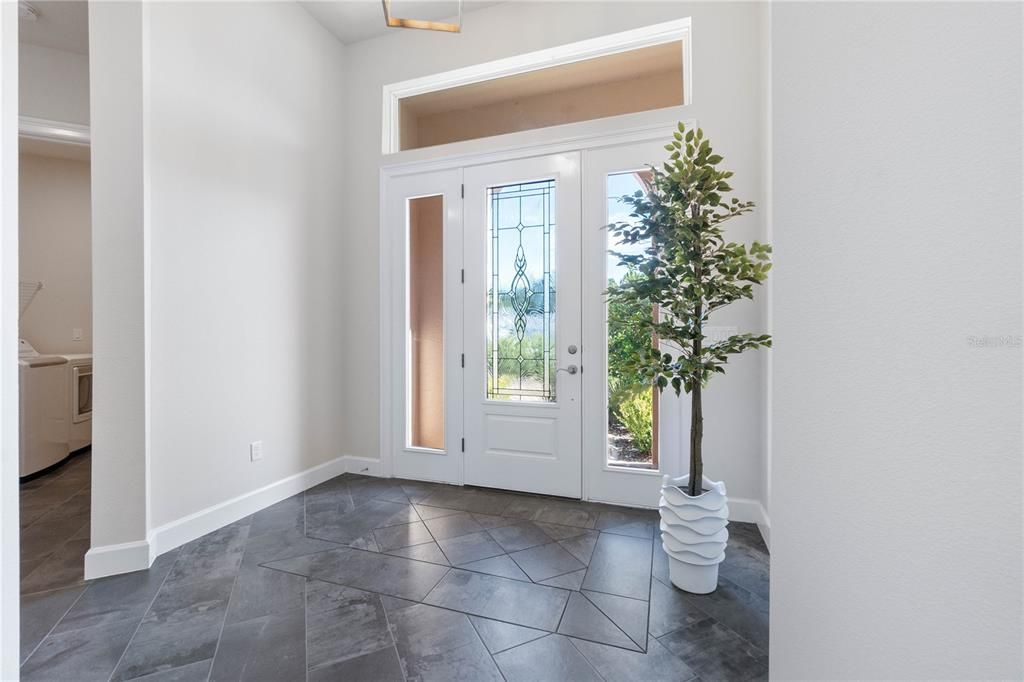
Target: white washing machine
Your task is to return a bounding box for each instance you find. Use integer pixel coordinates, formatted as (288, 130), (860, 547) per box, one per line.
(19, 339), (70, 477)
(57, 353), (92, 452)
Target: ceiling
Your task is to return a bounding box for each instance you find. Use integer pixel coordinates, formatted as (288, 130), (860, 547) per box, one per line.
(300, 1), (499, 45)
(18, 1), (499, 54)
(19, 0), (89, 55)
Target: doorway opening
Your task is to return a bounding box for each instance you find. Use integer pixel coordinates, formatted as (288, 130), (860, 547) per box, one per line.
(16, 0), (94, 664)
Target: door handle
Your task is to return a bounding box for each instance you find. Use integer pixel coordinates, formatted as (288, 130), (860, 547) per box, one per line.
(557, 365), (579, 375)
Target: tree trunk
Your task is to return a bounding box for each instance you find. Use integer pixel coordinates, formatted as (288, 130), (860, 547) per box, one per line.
(689, 291), (704, 496)
(689, 376), (703, 496)
(689, 202), (704, 497)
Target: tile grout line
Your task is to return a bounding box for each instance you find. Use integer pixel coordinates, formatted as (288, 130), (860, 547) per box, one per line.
(411, 502), (456, 568)
(500, 544), (536, 582)
(553, 585), (573, 634)
(303, 578), (310, 682)
(106, 545), (189, 682)
(664, 573), (770, 657)
(484, 629), (549, 657)
(552, 629), (650, 656)
(578, 588), (646, 653)
(379, 588), (408, 682)
(466, 611), (508, 681)
(653, 616), (768, 675)
(19, 582), (86, 600)
(575, 528), (599, 597)
(566, 635), (610, 682)
(205, 532), (249, 682)
(20, 529), (90, 595)
(641, 524), (656, 652)
(20, 582), (90, 667)
(385, 596), (579, 649)
(418, 566), (453, 605)
(19, 469), (91, 534)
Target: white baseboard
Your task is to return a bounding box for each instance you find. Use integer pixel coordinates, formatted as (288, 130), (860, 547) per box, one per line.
(344, 455), (382, 477)
(726, 496), (762, 523)
(149, 455), (352, 559)
(84, 539), (152, 580)
(83, 454), (360, 580)
(757, 517), (771, 551)
(729, 496), (772, 551)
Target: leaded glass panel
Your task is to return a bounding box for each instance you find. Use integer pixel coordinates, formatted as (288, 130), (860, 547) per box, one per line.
(486, 179), (557, 402)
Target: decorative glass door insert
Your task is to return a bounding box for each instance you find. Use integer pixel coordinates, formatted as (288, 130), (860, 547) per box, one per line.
(486, 180), (557, 402)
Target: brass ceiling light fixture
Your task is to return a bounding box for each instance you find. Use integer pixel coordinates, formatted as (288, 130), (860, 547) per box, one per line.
(381, 0), (462, 33)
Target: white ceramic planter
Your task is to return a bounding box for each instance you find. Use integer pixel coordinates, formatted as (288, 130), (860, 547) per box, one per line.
(659, 474), (728, 594)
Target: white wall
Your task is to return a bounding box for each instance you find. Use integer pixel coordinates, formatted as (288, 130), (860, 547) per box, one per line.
(19, 152), (92, 353)
(769, 2), (1023, 678)
(341, 2), (770, 510)
(145, 2), (347, 528)
(0, 1), (20, 675)
(19, 42), (89, 124)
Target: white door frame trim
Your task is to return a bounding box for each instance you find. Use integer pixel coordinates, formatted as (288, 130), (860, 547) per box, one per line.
(0, 2), (19, 673)
(379, 112), (696, 494)
(381, 17), (692, 154)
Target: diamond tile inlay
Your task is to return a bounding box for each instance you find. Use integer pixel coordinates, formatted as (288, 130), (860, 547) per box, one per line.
(21, 470), (769, 680)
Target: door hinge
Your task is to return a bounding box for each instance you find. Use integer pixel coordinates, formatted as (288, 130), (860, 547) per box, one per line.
(461, 438), (465, 452)
(461, 353), (465, 368)
(461, 268), (465, 283)
(460, 184), (464, 198)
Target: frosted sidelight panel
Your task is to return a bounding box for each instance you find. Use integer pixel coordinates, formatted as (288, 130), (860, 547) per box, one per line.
(486, 180), (557, 402)
(408, 195), (444, 449)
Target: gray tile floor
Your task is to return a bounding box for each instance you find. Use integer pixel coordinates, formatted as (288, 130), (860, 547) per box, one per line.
(21, 468), (770, 681)
(20, 451), (92, 597)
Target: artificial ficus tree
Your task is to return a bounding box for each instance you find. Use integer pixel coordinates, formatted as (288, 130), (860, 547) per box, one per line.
(606, 123), (772, 497)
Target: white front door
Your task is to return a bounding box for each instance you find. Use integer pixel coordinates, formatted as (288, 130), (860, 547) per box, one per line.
(462, 153), (583, 498)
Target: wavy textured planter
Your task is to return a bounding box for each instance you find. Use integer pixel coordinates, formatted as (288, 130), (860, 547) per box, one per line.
(659, 474), (728, 594)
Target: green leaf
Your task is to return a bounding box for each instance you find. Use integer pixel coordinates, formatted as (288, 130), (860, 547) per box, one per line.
(606, 122), (771, 394)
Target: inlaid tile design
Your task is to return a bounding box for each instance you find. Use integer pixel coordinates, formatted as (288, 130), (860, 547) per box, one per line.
(21, 471), (769, 680)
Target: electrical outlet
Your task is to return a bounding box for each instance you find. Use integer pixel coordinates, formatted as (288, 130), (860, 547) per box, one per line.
(72, 328), (83, 341)
(249, 441), (263, 462)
